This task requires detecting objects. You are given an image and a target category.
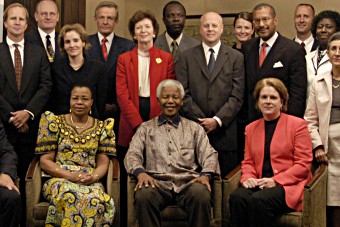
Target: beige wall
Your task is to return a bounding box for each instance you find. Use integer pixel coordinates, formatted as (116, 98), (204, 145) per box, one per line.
(86, 0), (339, 41)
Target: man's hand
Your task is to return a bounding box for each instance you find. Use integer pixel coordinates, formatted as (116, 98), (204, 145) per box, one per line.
(190, 175), (211, 191)
(9, 110), (30, 129)
(17, 123), (29, 133)
(105, 103), (118, 114)
(315, 147), (328, 164)
(198, 118), (218, 133)
(0, 173), (20, 194)
(135, 173), (159, 191)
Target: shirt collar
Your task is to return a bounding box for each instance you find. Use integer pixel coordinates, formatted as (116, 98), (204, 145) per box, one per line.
(260, 31), (278, 47)
(165, 32), (183, 48)
(6, 37), (25, 47)
(294, 34), (314, 46)
(38, 27), (56, 39)
(97, 32), (114, 44)
(158, 113), (181, 128)
(202, 40), (221, 56)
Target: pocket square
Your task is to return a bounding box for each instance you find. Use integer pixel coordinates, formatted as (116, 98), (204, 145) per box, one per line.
(273, 61), (283, 68)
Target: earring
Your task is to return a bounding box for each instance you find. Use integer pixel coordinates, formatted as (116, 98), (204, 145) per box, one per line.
(89, 109), (92, 115)
(152, 34), (156, 38)
(69, 109), (72, 113)
(133, 37), (137, 40)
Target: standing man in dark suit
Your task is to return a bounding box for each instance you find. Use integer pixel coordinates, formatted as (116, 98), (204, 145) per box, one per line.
(242, 3), (307, 123)
(0, 119), (21, 227)
(87, 2), (134, 225)
(293, 3), (319, 54)
(176, 12), (245, 177)
(0, 3), (52, 226)
(155, 1), (200, 63)
(87, 1), (134, 123)
(25, 0), (62, 62)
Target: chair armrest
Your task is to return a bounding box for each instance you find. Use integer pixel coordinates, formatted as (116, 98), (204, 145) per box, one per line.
(302, 163), (327, 227)
(127, 175), (138, 227)
(106, 157), (120, 226)
(222, 165), (241, 226)
(212, 176), (222, 226)
(25, 157), (42, 224)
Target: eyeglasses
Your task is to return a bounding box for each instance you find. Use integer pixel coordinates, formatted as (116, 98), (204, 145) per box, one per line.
(38, 12), (57, 18)
(253, 17), (272, 25)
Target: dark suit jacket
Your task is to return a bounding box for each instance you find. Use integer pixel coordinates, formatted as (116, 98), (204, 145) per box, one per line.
(116, 46), (175, 147)
(0, 119), (17, 180)
(176, 43), (245, 152)
(242, 113), (312, 211)
(242, 34), (307, 122)
(87, 34), (134, 106)
(25, 29), (62, 61)
(154, 32), (201, 63)
(48, 56), (107, 119)
(293, 36), (319, 53)
(0, 42), (52, 144)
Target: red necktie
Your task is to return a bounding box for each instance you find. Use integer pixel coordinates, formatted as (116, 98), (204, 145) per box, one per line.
(259, 42), (267, 67)
(14, 44), (23, 91)
(301, 42), (305, 48)
(101, 37), (108, 61)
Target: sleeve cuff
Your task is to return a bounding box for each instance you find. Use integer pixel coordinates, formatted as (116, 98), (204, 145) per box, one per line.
(200, 172), (212, 180)
(24, 110), (34, 120)
(213, 116), (222, 127)
(133, 168), (145, 177)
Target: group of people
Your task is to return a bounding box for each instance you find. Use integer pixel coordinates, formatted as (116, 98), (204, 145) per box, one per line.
(0, 0), (339, 227)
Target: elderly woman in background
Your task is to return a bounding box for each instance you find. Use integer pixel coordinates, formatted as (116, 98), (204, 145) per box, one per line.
(306, 10), (340, 98)
(36, 84), (116, 226)
(48, 23), (107, 119)
(232, 12), (254, 52)
(229, 78), (312, 227)
(116, 10), (175, 148)
(304, 32), (340, 227)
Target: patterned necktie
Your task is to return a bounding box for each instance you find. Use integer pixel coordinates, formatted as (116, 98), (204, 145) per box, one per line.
(259, 42), (267, 67)
(101, 37), (108, 61)
(46, 35), (54, 62)
(13, 44), (23, 92)
(208, 48), (215, 74)
(171, 40), (178, 58)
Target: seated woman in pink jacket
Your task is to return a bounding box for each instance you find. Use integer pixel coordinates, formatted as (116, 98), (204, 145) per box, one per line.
(229, 78), (313, 227)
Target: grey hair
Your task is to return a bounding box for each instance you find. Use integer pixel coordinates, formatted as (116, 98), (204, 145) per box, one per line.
(156, 79), (185, 99)
(327, 31), (340, 50)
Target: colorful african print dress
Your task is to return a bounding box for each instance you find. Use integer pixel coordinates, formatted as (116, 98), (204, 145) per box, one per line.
(35, 111), (116, 227)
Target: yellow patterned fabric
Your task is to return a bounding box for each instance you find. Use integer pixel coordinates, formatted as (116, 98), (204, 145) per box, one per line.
(35, 111), (116, 226)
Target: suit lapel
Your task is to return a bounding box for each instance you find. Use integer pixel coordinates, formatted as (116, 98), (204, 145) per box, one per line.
(107, 36), (122, 69)
(252, 120), (265, 175)
(260, 35), (286, 73)
(194, 45), (210, 80)
(210, 44), (228, 82)
(0, 44), (18, 94)
(21, 43), (34, 93)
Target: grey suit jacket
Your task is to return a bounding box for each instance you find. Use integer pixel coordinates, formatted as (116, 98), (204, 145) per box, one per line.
(242, 34), (307, 122)
(155, 32), (200, 63)
(0, 118), (17, 180)
(176, 43), (245, 152)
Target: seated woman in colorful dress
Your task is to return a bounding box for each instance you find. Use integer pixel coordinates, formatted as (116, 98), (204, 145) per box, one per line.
(35, 83), (116, 226)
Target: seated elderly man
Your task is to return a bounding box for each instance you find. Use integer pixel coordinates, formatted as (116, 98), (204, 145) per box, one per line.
(0, 119), (21, 227)
(124, 79), (220, 227)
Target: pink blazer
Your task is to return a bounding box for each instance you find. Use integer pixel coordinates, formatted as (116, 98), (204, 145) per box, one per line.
(241, 113), (313, 211)
(116, 46), (175, 147)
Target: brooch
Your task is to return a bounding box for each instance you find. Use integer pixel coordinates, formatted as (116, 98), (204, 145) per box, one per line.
(156, 58), (162, 64)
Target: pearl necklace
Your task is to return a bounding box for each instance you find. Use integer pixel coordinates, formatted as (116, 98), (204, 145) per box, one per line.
(70, 115), (89, 129)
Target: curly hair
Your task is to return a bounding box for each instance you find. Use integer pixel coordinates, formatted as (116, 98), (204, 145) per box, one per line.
(311, 10), (340, 36)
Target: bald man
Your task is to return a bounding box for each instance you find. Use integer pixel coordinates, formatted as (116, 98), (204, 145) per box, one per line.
(176, 12), (245, 177)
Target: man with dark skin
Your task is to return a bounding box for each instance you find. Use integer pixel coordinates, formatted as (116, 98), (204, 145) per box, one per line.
(155, 1), (200, 63)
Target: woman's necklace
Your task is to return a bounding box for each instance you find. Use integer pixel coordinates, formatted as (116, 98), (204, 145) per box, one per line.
(70, 115), (89, 129)
(70, 58), (84, 70)
(333, 76), (340, 89)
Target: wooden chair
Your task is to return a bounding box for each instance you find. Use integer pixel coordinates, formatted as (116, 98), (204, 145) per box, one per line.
(222, 164), (327, 227)
(25, 156), (120, 226)
(127, 175), (222, 227)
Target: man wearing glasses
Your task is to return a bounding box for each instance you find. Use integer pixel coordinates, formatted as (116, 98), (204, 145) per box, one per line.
(242, 3), (307, 123)
(25, 0), (61, 62)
